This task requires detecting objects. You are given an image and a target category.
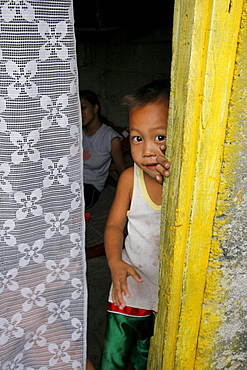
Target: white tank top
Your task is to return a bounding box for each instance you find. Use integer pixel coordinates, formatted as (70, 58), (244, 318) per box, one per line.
(109, 163), (161, 312)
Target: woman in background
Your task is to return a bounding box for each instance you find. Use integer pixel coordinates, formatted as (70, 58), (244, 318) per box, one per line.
(80, 90), (126, 210)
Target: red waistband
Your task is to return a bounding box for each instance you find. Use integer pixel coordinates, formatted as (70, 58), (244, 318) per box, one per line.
(108, 302), (155, 317)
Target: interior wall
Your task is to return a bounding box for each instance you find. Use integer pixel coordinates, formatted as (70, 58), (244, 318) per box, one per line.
(75, 25), (172, 127)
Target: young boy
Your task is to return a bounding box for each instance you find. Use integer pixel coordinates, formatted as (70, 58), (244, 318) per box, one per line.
(99, 80), (169, 370)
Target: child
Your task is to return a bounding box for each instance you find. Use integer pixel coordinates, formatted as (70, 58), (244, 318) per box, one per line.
(99, 80), (169, 370)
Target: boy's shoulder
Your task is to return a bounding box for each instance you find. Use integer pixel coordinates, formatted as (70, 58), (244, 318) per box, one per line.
(113, 166), (134, 208)
(120, 166), (134, 181)
(117, 166), (134, 192)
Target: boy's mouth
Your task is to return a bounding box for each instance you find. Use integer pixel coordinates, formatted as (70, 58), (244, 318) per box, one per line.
(145, 163), (158, 170)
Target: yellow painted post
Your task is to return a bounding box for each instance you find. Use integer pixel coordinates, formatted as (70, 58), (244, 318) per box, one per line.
(196, 4), (247, 368)
(148, 0), (244, 369)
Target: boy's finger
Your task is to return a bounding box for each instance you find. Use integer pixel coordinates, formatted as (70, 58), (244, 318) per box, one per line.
(155, 165), (170, 178)
(121, 280), (130, 299)
(114, 289), (126, 309)
(155, 174), (163, 184)
(129, 269), (143, 283)
(159, 144), (166, 154)
(117, 294), (126, 310)
(156, 155), (170, 168)
(112, 289), (123, 307)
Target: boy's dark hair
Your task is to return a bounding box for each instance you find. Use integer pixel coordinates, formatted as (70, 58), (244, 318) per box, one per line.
(122, 79), (170, 112)
(79, 89), (101, 115)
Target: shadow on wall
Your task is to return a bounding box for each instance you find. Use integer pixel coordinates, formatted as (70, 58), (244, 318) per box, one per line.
(73, 0), (174, 34)
(74, 0), (174, 127)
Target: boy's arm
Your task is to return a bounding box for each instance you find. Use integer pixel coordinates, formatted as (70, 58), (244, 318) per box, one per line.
(104, 167), (142, 309)
(110, 137), (126, 175)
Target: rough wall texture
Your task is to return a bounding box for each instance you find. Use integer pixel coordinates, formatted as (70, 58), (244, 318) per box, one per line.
(75, 26), (172, 127)
(149, 0), (246, 369)
(197, 6), (247, 369)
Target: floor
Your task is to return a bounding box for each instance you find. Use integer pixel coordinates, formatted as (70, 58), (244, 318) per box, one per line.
(87, 255), (111, 369)
(85, 181), (116, 369)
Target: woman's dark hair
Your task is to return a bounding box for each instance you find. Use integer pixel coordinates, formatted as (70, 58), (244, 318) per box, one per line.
(79, 90), (101, 115)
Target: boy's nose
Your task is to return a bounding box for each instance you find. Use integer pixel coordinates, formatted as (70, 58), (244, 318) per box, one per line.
(142, 142), (156, 157)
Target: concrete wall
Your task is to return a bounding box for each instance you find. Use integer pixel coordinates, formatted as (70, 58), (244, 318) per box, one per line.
(75, 25), (172, 127)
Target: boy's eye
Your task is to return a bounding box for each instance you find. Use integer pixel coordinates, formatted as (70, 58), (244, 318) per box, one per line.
(133, 136), (142, 142)
(155, 135), (166, 141)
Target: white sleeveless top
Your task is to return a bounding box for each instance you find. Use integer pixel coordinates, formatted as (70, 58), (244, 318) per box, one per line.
(109, 163), (161, 312)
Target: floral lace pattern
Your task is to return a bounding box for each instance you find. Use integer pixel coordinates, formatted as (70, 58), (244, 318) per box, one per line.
(0, 1), (86, 368)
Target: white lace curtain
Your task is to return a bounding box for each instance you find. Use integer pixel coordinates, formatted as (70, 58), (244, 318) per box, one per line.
(0, 1), (87, 369)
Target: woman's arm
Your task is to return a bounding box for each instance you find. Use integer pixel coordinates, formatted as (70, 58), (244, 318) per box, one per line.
(104, 167), (142, 309)
(110, 137), (126, 175)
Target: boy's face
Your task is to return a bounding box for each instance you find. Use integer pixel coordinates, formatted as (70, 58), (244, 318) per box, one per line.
(129, 101), (168, 180)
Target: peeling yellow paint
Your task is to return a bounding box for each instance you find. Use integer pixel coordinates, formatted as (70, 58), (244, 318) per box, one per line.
(196, 5), (247, 367)
(148, 0), (245, 369)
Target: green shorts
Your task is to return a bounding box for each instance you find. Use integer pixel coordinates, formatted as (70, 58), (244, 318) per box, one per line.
(99, 310), (155, 370)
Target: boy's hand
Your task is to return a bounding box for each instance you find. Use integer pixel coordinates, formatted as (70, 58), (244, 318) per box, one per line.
(110, 260), (143, 310)
(155, 145), (170, 183)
